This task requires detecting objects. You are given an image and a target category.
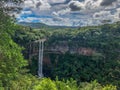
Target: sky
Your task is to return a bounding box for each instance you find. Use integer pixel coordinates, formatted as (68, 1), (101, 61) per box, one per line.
(16, 0), (120, 26)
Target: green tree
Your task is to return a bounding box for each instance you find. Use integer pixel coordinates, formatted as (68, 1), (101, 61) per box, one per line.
(0, 1), (27, 87)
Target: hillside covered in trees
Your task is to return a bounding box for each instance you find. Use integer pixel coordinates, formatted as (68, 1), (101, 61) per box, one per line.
(12, 21), (120, 89)
(0, 0), (120, 90)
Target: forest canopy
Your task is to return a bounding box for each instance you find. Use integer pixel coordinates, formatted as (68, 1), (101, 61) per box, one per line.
(0, 0), (120, 90)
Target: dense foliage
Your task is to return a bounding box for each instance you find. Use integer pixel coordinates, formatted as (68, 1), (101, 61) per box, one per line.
(0, 8), (28, 88)
(0, 0), (119, 89)
(2, 76), (117, 90)
(46, 23), (120, 87)
(13, 22), (120, 89)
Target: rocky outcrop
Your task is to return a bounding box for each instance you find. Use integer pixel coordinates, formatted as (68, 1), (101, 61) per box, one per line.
(45, 41), (96, 56)
(29, 40), (96, 63)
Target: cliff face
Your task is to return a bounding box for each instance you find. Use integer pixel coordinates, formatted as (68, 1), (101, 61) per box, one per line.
(28, 40), (97, 69)
(45, 41), (96, 56)
(29, 40), (97, 57)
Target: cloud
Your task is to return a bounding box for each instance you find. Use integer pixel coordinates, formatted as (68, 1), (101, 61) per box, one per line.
(52, 8), (70, 16)
(18, 17), (41, 23)
(24, 0), (51, 10)
(17, 0), (120, 26)
(23, 0), (35, 8)
(113, 8), (120, 21)
(93, 11), (111, 19)
(21, 11), (32, 15)
(48, 0), (66, 4)
(100, 0), (117, 6)
(84, 0), (102, 10)
(69, 1), (84, 11)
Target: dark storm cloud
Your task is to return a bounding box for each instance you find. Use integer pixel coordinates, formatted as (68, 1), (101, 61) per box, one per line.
(69, 1), (82, 11)
(78, 0), (85, 2)
(100, 0), (117, 6)
(36, 2), (42, 8)
(64, 0), (71, 3)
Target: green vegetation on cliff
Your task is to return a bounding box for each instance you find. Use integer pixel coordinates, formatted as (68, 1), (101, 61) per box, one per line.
(0, 1), (120, 89)
(13, 21), (120, 89)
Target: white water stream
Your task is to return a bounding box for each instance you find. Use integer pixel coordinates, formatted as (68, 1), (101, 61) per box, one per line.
(38, 40), (44, 77)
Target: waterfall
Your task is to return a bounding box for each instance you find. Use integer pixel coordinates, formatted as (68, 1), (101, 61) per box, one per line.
(38, 40), (44, 77)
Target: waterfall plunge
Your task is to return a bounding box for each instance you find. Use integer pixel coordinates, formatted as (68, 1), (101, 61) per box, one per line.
(38, 40), (45, 77)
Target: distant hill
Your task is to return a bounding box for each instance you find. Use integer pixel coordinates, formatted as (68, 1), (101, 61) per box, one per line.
(18, 22), (77, 29)
(18, 22), (48, 28)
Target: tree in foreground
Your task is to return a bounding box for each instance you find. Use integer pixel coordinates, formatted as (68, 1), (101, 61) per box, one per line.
(0, 0), (27, 88)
